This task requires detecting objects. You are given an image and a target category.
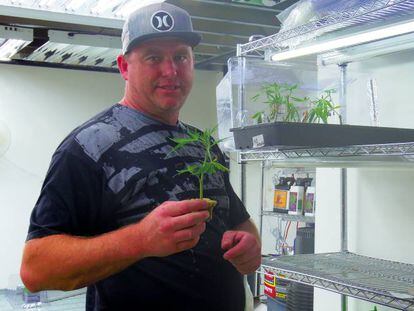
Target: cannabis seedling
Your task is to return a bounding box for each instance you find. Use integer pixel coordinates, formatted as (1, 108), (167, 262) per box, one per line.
(251, 82), (308, 123)
(305, 89), (341, 124)
(169, 126), (229, 199)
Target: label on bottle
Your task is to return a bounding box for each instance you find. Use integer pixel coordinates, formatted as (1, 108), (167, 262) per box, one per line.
(297, 197), (303, 213)
(305, 192), (315, 214)
(289, 191), (298, 212)
(274, 189), (288, 209)
(264, 284), (276, 298)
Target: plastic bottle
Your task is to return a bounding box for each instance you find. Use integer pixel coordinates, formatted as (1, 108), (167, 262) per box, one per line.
(304, 178), (316, 217)
(273, 176), (295, 213)
(288, 178), (305, 215)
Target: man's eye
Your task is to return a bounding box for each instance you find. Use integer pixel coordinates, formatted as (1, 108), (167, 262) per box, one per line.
(175, 55), (188, 62)
(147, 56), (161, 63)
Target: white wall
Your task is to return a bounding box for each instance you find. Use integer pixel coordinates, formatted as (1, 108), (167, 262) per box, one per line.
(315, 50), (414, 311)
(0, 63), (221, 289)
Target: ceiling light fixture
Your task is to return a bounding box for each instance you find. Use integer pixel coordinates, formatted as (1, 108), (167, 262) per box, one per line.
(271, 20), (414, 62)
(0, 39), (30, 60)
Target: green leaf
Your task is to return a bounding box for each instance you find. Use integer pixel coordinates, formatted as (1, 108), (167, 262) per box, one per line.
(211, 160), (229, 172)
(169, 125), (230, 199)
(291, 96), (307, 102)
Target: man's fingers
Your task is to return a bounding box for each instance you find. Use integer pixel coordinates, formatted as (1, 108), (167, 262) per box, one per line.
(221, 231), (239, 251)
(173, 222), (206, 243)
(222, 233), (259, 260)
(233, 260), (261, 275)
(223, 239), (246, 260)
(164, 199), (208, 217)
(226, 251), (258, 266)
(224, 246), (262, 275)
(168, 210), (209, 231)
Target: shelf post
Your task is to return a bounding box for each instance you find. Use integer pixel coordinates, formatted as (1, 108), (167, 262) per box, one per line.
(339, 63), (348, 253)
(255, 160), (265, 297)
(339, 63), (349, 311)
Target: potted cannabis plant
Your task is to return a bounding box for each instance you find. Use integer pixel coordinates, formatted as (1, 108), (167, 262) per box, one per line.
(169, 126), (228, 221)
(251, 83), (309, 124)
(251, 83), (339, 124)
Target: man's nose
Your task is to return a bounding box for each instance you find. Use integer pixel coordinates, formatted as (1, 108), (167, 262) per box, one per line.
(161, 59), (178, 77)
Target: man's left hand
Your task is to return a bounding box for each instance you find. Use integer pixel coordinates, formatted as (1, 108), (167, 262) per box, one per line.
(221, 230), (261, 275)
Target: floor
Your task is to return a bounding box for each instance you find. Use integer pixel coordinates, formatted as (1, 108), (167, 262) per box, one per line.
(1, 289), (270, 311)
(0, 289), (85, 311)
(254, 302), (268, 311)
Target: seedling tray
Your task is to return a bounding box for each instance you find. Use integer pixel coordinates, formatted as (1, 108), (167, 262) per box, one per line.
(230, 122), (414, 150)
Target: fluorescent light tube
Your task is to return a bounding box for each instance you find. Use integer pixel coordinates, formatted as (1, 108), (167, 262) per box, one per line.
(271, 20), (414, 62)
(320, 32), (414, 65)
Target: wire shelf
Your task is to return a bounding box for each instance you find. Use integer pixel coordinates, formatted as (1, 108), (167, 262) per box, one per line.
(262, 211), (315, 223)
(260, 252), (414, 310)
(239, 142), (414, 166)
(238, 0), (414, 56)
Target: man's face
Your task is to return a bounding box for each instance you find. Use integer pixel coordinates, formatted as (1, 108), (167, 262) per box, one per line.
(118, 38), (194, 123)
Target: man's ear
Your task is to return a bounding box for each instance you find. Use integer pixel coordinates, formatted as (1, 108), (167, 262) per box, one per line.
(117, 54), (129, 80)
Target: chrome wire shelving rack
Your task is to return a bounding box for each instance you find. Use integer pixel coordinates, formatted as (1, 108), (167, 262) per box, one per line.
(260, 252), (414, 310)
(261, 211), (315, 223)
(238, 142), (414, 166)
(237, 0), (414, 57)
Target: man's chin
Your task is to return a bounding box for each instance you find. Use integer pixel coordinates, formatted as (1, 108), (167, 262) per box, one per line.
(159, 100), (185, 111)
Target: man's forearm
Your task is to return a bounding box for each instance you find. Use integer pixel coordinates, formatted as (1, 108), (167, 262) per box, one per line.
(21, 225), (146, 292)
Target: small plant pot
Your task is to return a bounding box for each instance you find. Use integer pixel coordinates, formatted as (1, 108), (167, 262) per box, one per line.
(203, 198), (217, 221)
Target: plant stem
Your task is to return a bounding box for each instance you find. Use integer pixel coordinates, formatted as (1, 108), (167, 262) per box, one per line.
(199, 142), (210, 199)
(199, 175), (204, 199)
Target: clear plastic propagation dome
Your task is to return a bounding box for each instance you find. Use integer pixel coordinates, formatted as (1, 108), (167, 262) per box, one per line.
(216, 57), (344, 151)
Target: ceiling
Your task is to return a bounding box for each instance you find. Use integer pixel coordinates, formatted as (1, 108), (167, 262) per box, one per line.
(0, 0), (299, 72)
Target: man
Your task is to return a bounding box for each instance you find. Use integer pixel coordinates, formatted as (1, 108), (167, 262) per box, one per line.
(20, 2), (261, 310)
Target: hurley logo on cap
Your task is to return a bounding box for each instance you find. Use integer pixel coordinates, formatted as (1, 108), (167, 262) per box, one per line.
(151, 11), (174, 32)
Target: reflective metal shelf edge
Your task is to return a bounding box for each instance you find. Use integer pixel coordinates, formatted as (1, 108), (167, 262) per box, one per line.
(238, 0), (414, 56)
(261, 211), (315, 223)
(238, 142), (414, 166)
(260, 252), (414, 310)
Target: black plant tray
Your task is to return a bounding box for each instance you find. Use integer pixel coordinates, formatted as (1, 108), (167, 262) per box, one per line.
(230, 122), (414, 150)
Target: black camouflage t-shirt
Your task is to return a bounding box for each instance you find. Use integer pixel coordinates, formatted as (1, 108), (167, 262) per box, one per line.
(27, 104), (250, 311)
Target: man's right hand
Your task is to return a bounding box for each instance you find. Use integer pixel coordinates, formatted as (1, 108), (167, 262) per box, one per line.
(133, 199), (210, 258)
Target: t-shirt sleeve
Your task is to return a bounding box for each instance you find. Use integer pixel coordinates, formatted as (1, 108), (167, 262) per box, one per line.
(26, 147), (105, 241)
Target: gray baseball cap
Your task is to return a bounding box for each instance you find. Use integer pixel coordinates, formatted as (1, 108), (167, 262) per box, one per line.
(122, 2), (202, 54)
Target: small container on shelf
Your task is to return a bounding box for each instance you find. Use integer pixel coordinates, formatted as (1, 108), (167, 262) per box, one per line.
(304, 189), (316, 217)
(273, 176), (295, 213)
(288, 178), (305, 215)
(304, 178), (316, 217)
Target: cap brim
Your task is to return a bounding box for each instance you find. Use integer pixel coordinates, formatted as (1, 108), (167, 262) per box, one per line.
(124, 32), (202, 54)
